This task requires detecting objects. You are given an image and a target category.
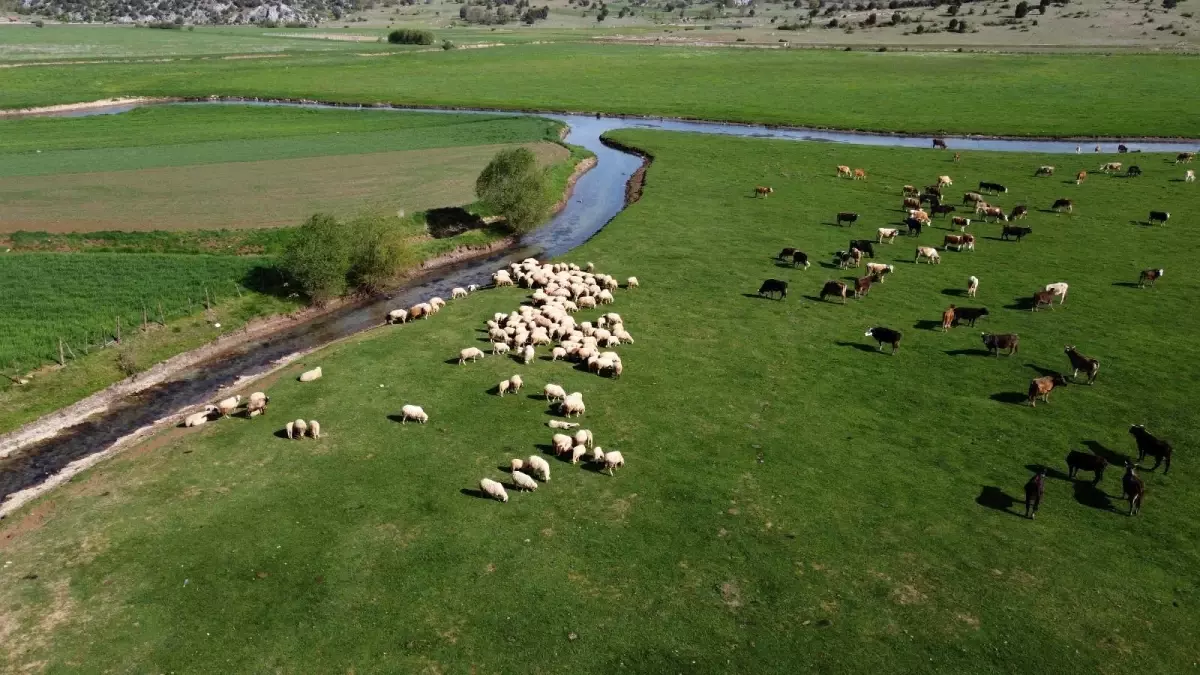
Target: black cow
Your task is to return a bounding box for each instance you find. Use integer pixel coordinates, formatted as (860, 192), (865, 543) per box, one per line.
(849, 240), (876, 258)
(1024, 468), (1046, 519)
(932, 204), (956, 218)
(791, 251), (810, 269)
(1130, 424), (1172, 473)
(758, 279), (788, 300)
(982, 332), (1019, 356)
(777, 247), (797, 261)
(905, 217), (923, 236)
(1001, 225), (1033, 241)
(836, 212), (859, 226)
(1052, 199), (1073, 213)
(820, 280), (848, 304)
(1066, 451), (1108, 485)
(865, 326), (902, 354)
(933, 138), (948, 149)
(1123, 463), (1145, 516)
(1009, 205), (1028, 220)
(923, 185), (943, 197)
(979, 181), (1008, 194)
(951, 307), (989, 327)
(1149, 211), (1170, 226)
(919, 193), (941, 207)
(1126, 165), (1142, 177)
(1118, 144), (1129, 154)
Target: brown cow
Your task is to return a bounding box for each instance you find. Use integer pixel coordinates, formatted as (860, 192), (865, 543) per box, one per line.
(982, 206), (1007, 223)
(820, 280), (848, 304)
(941, 305), (956, 332)
(903, 184), (919, 196)
(909, 209), (931, 224)
(836, 165), (852, 178)
(1075, 170), (1087, 185)
(754, 186), (774, 198)
(1024, 468), (1046, 519)
(854, 275), (873, 298)
(1177, 152), (1195, 164)
(1052, 198), (1074, 213)
(953, 152), (961, 163)
(903, 197), (920, 210)
(951, 216), (971, 232)
(1031, 290), (1056, 311)
(982, 333), (1019, 356)
(1100, 162), (1122, 174)
(944, 233), (975, 252)
(1138, 268), (1165, 288)
(853, 168), (867, 181)
(1027, 374), (1068, 407)
(1122, 462), (1145, 516)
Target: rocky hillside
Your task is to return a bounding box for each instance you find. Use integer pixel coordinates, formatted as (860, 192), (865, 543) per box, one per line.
(18, 0), (357, 24)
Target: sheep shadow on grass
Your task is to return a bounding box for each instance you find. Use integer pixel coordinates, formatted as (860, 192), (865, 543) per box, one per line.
(459, 488), (493, 501)
(834, 340), (880, 354)
(385, 414), (414, 425)
(1072, 482), (1116, 512)
(272, 429), (293, 440)
(533, 443), (558, 458)
(1025, 463), (1069, 482)
(989, 391), (1029, 405)
(1082, 440), (1129, 467)
(443, 357), (462, 366)
(975, 486), (1021, 516)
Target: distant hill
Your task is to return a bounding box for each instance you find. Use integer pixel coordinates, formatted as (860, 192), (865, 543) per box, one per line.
(17, 0), (358, 24)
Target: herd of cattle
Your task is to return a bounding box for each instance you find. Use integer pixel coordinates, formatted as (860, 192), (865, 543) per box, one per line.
(754, 148), (1188, 518)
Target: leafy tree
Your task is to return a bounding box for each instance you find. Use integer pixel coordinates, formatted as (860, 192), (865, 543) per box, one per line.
(475, 148), (552, 234)
(346, 215), (418, 293)
(281, 214), (353, 302)
(1014, 0), (1028, 16)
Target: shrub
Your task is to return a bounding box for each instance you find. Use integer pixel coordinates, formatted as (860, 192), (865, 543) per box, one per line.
(388, 28), (434, 44)
(116, 348), (141, 378)
(1015, 0), (1029, 17)
(442, 39), (454, 49)
(475, 148), (552, 235)
(281, 214), (353, 302)
(32, 19), (44, 26)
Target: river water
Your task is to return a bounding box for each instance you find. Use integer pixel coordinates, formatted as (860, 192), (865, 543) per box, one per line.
(2, 100), (1196, 503)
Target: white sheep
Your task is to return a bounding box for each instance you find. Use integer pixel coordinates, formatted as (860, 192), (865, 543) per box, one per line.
(598, 289), (614, 305)
(551, 346), (567, 361)
(544, 383), (567, 402)
(387, 309), (408, 324)
(627, 277), (639, 289)
(428, 297), (445, 314)
(498, 379), (512, 397)
(184, 406), (217, 428)
(560, 392), (585, 417)
(292, 419), (308, 438)
(553, 433), (574, 455)
(246, 392), (269, 416)
(511, 458), (525, 473)
(493, 271), (514, 287)
(216, 395), (242, 417)
(308, 420), (321, 439)
(480, 478), (509, 503)
(299, 366), (323, 382)
(492, 342), (510, 356)
(526, 455), (551, 481)
(451, 287), (468, 299)
(603, 450), (625, 476)
(591, 446), (605, 463)
(512, 470), (539, 491)
(286, 420), (295, 439)
(401, 404), (428, 424)
(547, 420), (578, 430)
(578, 296), (597, 309)
(521, 345), (535, 364)
(574, 429), (593, 448)
(509, 374), (523, 393)
(586, 262), (595, 272)
(571, 445), (588, 463)
(459, 347), (485, 364)
(468, 284), (479, 293)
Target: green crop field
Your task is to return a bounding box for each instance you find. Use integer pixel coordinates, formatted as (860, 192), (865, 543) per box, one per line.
(2, 132), (1196, 672)
(2, 45), (1198, 137)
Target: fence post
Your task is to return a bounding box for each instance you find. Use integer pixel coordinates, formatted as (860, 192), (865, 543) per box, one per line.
(116, 315), (121, 343)
(57, 338), (65, 366)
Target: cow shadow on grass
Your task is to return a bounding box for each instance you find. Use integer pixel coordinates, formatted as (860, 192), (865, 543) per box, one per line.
(913, 319), (943, 331)
(942, 288), (967, 297)
(1111, 281), (1142, 289)
(1073, 482), (1115, 512)
(774, 261), (800, 269)
(742, 293), (780, 301)
(818, 261), (841, 270)
(1083, 440), (1129, 467)
(989, 391), (1029, 405)
(1025, 363), (1062, 378)
(1025, 463), (1069, 481)
(834, 340), (879, 354)
(1004, 297), (1040, 311)
(944, 348), (990, 357)
(976, 486), (1021, 516)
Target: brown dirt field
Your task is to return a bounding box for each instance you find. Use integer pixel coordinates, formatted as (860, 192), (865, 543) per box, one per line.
(0, 141), (567, 233)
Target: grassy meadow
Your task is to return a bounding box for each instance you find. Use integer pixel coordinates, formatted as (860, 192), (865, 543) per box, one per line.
(2, 131), (1196, 672)
(2, 45), (1198, 137)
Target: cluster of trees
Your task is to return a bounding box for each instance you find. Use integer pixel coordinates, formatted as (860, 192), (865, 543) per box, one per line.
(475, 148), (553, 235)
(387, 27), (434, 43)
(18, 0), (356, 24)
(280, 214), (418, 303)
(458, 0), (549, 24)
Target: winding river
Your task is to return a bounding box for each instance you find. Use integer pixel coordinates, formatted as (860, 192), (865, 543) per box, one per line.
(2, 100), (1197, 506)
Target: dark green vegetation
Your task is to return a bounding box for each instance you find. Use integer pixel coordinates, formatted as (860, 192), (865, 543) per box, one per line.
(281, 212), (420, 301)
(2, 45), (1198, 137)
(387, 28), (433, 44)
(2, 132), (1196, 672)
(475, 146), (553, 234)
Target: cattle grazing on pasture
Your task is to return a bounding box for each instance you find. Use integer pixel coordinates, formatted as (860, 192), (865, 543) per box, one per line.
(962, 191), (985, 205)
(849, 240), (875, 258)
(1118, 144), (1128, 154)
(877, 228), (900, 243)
(833, 250), (859, 269)
(1035, 165), (1055, 176)
(979, 181), (1008, 194)
(758, 279), (788, 300)
(937, 175), (953, 187)
(1126, 165), (1142, 177)
(1052, 198), (1074, 213)
(903, 197), (921, 210)
(903, 184), (919, 196)
(1063, 345), (1099, 384)
(919, 193), (941, 207)
(836, 165), (853, 178)
(982, 332), (1019, 356)
(923, 184), (943, 198)
(1138, 268), (1164, 288)
(953, 152), (961, 163)
(981, 206), (1007, 223)
(1044, 282), (1068, 305)
(837, 211), (859, 226)
(1031, 290), (1057, 311)
(1027, 373), (1068, 407)
(1075, 170), (1087, 185)
(1066, 451), (1107, 486)
(865, 262), (893, 280)
(909, 209), (931, 224)
(944, 234), (975, 252)
(1123, 463), (1145, 516)
(952, 216), (971, 232)
(1130, 424), (1172, 474)
(932, 138), (947, 149)
(905, 218), (924, 237)
(941, 305), (956, 332)
(854, 275), (874, 298)
(777, 247), (798, 261)
(853, 168), (867, 180)
(792, 251), (811, 269)
(1187, 169), (1196, 182)
(1148, 210), (1170, 226)
(1009, 205), (1028, 221)
(820, 280), (848, 304)
(951, 307), (988, 327)
(1024, 468), (1046, 519)
(754, 186), (774, 198)
(915, 247), (941, 264)
(865, 326), (902, 354)
(1177, 152), (1196, 163)
(1099, 162), (1122, 174)
(967, 275), (979, 298)
(932, 204), (957, 218)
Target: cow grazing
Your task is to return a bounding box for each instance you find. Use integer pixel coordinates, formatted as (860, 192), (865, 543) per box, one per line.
(905, 218), (924, 236)
(952, 216), (971, 232)
(837, 211), (859, 226)
(941, 305), (956, 332)
(866, 262), (893, 280)
(903, 197), (921, 210)
(1044, 282), (1068, 305)
(1052, 198), (1074, 213)
(1126, 165), (1142, 177)
(982, 332), (1019, 356)
(944, 234), (975, 252)
(777, 247), (798, 261)
(833, 250), (857, 269)
(932, 138), (948, 150)
(1075, 170), (1087, 185)
(1138, 268), (1164, 288)
(1099, 162), (1122, 174)
(792, 250), (811, 269)
(854, 275), (873, 298)
(915, 247), (940, 264)
(967, 275), (979, 298)
(909, 209), (931, 224)
(758, 279), (788, 300)
(1035, 165), (1055, 177)
(1031, 290), (1056, 311)
(933, 204), (957, 218)
(1009, 205), (1028, 221)
(923, 185), (943, 198)
(820, 280), (848, 304)
(1177, 152), (1196, 164)
(1024, 468), (1046, 519)
(1063, 345), (1099, 384)
(836, 165), (853, 178)
(754, 186), (774, 198)
(1130, 424), (1172, 473)
(1118, 144), (1128, 154)
(1027, 374), (1067, 407)
(877, 228), (900, 244)
(919, 193), (941, 207)
(1066, 451), (1107, 485)
(903, 184), (919, 196)
(1123, 463), (1145, 516)
(981, 206), (1007, 223)
(979, 181), (1008, 194)
(953, 152), (961, 163)
(865, 327), (902, 354)
(1000, 225), (1033, 243)
(937, 175), (953, 187)
(849, 240), (875, 258)
(853, 168), (867, 180)
(951, 307), (988, 327)
(962, 191), (984, 205)
(1187, 169), (1196, 182)
(1148, 210), (1170, 226)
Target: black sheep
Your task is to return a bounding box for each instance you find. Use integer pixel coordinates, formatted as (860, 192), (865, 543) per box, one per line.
(1066, 451), (1108, 485)
(1129, 425), (1172, 473)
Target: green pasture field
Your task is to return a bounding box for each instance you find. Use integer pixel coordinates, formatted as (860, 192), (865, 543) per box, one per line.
(2, 132), (1196, 672)
(0, 45), (1197, 138)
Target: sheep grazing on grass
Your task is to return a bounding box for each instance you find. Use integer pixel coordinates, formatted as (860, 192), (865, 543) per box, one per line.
(591, 447), (605, 463)
(511, 458), (524, 473)
(451, 287), (468, 300)
(492, 342), (510, 356)
(498, 379), (512, 397)
(459, 347), (485, 364)
(184, 405), (218, 428)
(571, 445), (588, 463)
(409, 304), (427, 321)
(575, 429), (593, 448)
(545, 384), (567, 402)
(521, 345), (536, 364)
(603, 450), (626, 476)
(468, 284), (479, 293)
(547, 420), (578, 430)
(551, 346), (567, 361)
(387, 309), (408, 324)
(246, 392), (269, 417)
(216, 395), (242, 418)
(493, 271), (514, 287)
(480, 478), (509, 503)
(509, 374), (523, 393)
(429, 297), (446, 312)
(299, 366), (323, 382)
(401, 404), (428, 424)
(308, 420), (321, 439)
(553, 433), (574, 455)
(286, 420), (295, 439)
(560, 392), (586, 417)
(292, 419), (308, 438)
(512, 471), (539, 491)
(526, 455), (551, 481)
